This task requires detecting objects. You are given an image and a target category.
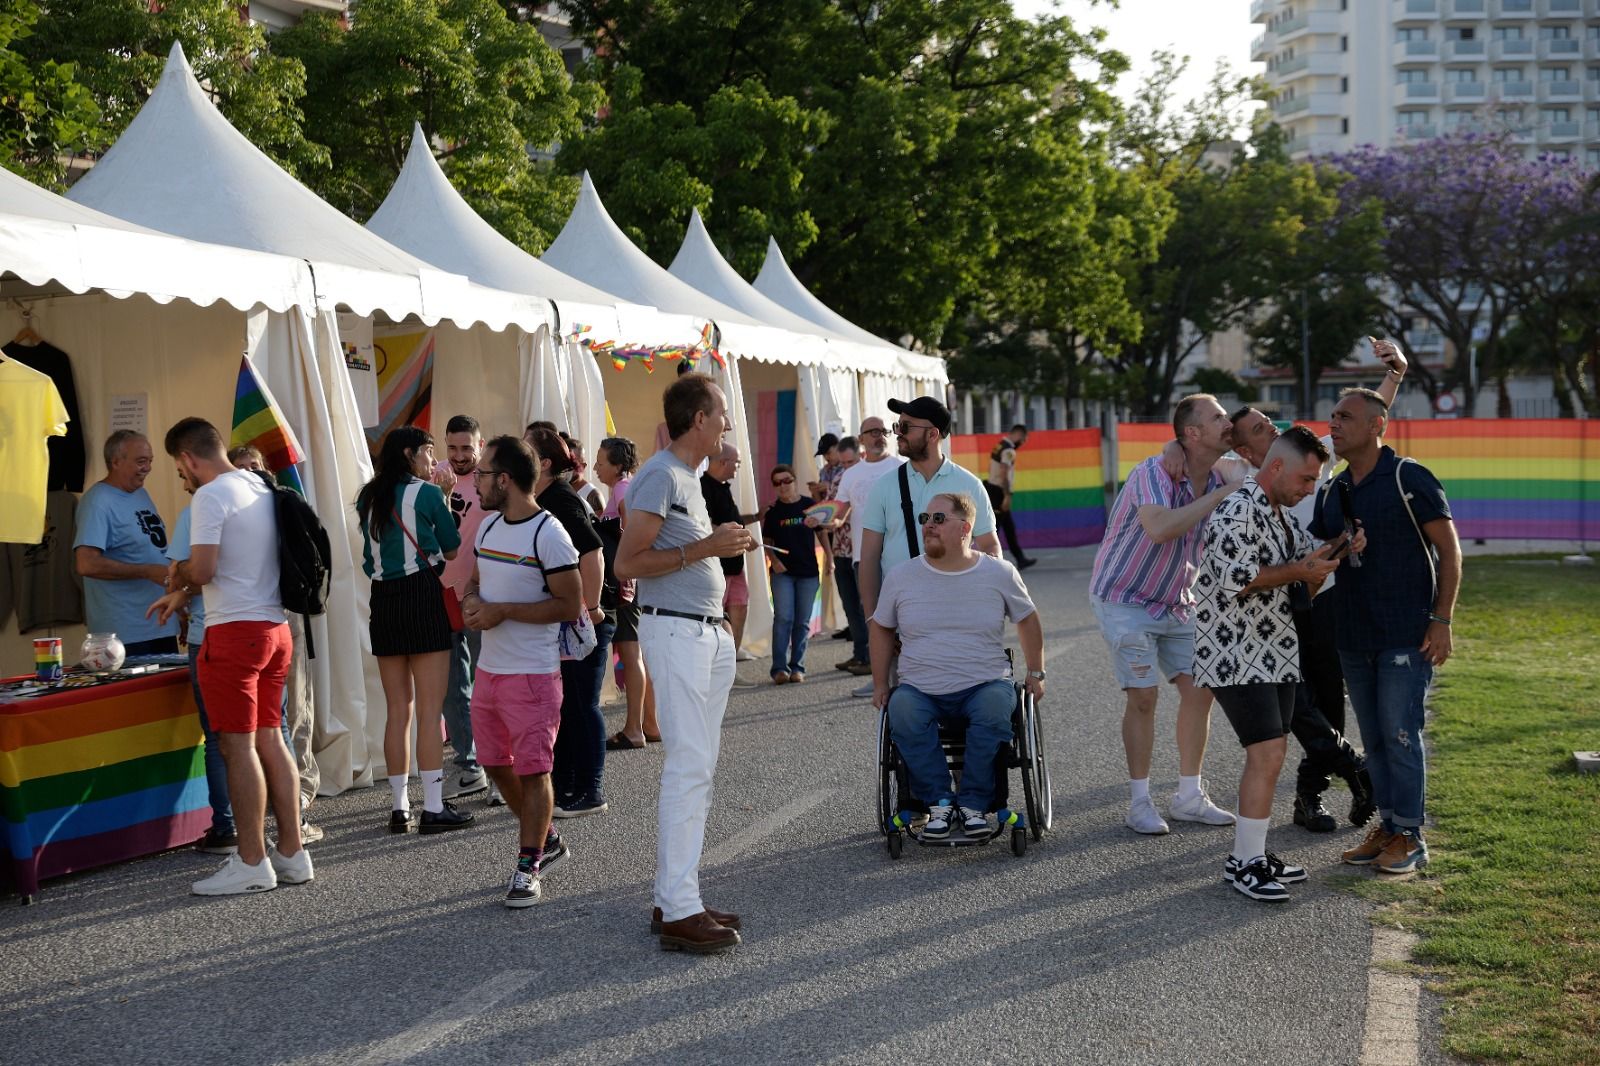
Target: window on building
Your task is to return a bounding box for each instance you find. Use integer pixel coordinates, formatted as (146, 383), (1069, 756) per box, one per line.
(1446, 110), (1475, 126)
(1398, 69), (1429, 83)
(1541, 25), (1573, 40)
(1341, 35), (1349, 52)
(1541, 66), (1572, 81)
(1396, 28), (1428, 43)
(1397, 111), (1432, 126)
(1492, 26), (1526, 41)
(1587, 106), (1600, 123)
(1589, 25), (1600, 41)
(1588, 67), (1600, 81)
(1493, 67), (1524, 81)
(1445, 27), (1476, 41)
(1586, 148), (1600, 168)
(1542, 107), (1572, 122)
(1549, 149), (1572, 161)
(1445, 68), (1476, 83)
(1341, 117), (1350, 134)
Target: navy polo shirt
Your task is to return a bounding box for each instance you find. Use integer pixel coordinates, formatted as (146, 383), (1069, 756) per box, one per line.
(1309, 446), (1452, 653)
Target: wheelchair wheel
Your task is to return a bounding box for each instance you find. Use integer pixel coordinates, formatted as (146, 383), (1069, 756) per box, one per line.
(876, 707), (898, 834)
(1010, 827), (1027, 857)
(887, 831), (903, 860)
(1018, 688), (1052, 841)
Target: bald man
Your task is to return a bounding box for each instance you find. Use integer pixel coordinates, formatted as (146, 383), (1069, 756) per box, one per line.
(700, 443), (760, 655)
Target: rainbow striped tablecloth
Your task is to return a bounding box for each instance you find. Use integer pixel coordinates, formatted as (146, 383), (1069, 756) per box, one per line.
(0, 669), (207, 899)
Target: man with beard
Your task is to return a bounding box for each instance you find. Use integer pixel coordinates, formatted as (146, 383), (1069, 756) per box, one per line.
(832, 416), (905, 697)
(435, 415), (493, 802)
(870, 492), (1044, 839)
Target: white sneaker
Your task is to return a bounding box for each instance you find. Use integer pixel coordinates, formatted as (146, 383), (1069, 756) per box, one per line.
(485, 780), (505, 807)
(268, 846), (314, 885)
(1126, 796), (1171, 835)
(442, 767), (488, 799)
(960, 807), (990, 837)
(505, 866), (542, 908)
(851, 681), (875, 699)
(1170, 786), (1237, 826)
(923, 803), (954, 840)
(735, 648), (755, 662)
(192, 853), (277, 896)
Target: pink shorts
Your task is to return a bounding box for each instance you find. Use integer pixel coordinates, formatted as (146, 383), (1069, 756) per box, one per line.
(470, 670), (563, 773)
(723, 571), (750, 608)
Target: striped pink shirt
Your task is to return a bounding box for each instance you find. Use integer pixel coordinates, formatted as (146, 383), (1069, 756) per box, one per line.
(1090, 457), (1225, 622)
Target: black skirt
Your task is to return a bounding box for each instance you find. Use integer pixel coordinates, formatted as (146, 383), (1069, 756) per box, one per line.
(369, 567), (454, 657)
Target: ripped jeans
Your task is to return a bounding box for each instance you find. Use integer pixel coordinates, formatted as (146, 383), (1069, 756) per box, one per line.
(1339, 648), (1433, 831)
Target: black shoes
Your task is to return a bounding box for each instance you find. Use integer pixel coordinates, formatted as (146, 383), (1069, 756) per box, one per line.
(1339, 764), (1377, 827)
(389, 810), (413, 834)
(419, 802), (475, 834)
(1016, 557), (1038, 570)
(1293, 792), (1338, 833)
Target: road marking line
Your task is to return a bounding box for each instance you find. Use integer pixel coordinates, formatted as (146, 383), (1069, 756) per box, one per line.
(1359, 925), (1423, 1066)
(351, 969), (538, 1065)
(704, 788), (830, 868)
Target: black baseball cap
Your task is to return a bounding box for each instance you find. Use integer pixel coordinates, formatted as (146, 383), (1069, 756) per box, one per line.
(887, 396), (952, 436)
(814, 432), (839, 456)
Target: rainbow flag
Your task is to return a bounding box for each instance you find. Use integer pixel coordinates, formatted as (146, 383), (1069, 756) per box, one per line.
(952, 429), (1106, 548)
(231, 355), (305, 494)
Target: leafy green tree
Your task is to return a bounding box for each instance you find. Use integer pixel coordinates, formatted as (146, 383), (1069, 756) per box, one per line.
(0, 0), (103, 187)
(19, 0), (327, 178)
(274, 0), (598, 250)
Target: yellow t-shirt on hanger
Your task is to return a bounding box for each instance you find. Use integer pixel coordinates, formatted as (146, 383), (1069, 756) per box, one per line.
(0, 358), (70, 543)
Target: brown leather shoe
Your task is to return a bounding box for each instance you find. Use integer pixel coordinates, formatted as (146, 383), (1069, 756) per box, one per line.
(658, 911), (741, 954)
(651, 905), (742, 934)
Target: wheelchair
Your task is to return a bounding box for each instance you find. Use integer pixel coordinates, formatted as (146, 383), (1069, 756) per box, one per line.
(876, 673), (1052, 859)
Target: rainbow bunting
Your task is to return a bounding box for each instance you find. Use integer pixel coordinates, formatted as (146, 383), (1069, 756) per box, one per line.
(231, 355), (305, 494)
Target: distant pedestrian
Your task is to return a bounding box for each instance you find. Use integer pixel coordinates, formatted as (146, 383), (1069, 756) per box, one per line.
(984, 423), (1037, 569)
(762, 463), (823, 684)
(832, 416), (904, 696)
(699, 443), (759, 658)
(435, 415), (493, 803)
(596, 436), (660, 750)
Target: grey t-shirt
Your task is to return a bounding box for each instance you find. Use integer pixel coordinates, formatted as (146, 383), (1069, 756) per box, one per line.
(872, 554), (1037, 695)
(628, 448), (725, 617)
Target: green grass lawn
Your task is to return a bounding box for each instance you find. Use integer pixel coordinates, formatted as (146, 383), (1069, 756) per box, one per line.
(1344, 555), (1600, 1064)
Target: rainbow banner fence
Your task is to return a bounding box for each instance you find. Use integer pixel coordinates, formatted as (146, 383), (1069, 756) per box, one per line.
(952, 429), (1106, 548)
(1114, 419), (1597, 543)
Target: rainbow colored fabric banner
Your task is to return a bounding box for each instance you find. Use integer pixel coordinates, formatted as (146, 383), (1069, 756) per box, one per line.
(366, 328), (435, 452)
(952, 429), (1106, 548)
(231, 355), (306, 494)
(1, 671), (208, 897)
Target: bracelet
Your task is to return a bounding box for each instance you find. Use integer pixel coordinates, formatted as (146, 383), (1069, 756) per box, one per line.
(1387, 369), (1404, 379)
(1428, 613), (1451, 626)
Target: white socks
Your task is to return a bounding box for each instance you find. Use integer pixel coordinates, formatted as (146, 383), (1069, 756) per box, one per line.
(1129, 778), (1151, 803)
(1233, 815), (1269, 863)
(421, 768), (444, 814)
(388, 774), (409, 812)
(1177, 774), (1202, 801)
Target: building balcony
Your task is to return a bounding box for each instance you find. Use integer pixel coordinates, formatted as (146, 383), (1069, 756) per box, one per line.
(1399, 39), (1441, 61)
(1540, 78), (1583, 99)
(1587, 120), (1600, 139)
(1274, 11), (1343, 44)
(1495, 79), (1536, 96)
(1251, 0), (1274, 21)
(1403, 80), (1443, 100)
(1445, 118), (1488, 133)
(1544, 120), (1583, 139)
(1540, 38), (1582, 60)
(1276, 95), (1310, 116)
(1274, 52), (1344, 81)
(1446, 81), (1487, 100)
(1252, 32), (1270, 61)
(1397, 123), (1441, 138)
(1542, 0), (1583, 13)
(1274, 92), (1345, 118)
(1396, 0), (1440, 19)
(1492, 38), (1535, 60)
(1285, 134), (1315, 157)
(1445, 0), (1487, 13)
(1445, 39), (1487, 59)
(1492, 0), (1535, 15)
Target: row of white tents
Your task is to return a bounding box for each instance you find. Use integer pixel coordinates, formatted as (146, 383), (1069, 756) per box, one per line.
(0, 44), (946, 795)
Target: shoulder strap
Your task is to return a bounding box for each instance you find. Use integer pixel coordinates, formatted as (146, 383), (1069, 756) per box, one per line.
(530, 512), (554, 590)
(1394, 458), (1437, 589)
(897, 463), (920, 560)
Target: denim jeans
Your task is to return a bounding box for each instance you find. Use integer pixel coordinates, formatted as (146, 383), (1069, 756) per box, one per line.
(1339, 647), (1433, 831)
(770, 572), (820, 676)
(189, 643), (293, 836)
(834, 558), (869, 663)
(888, 679), (1015, 813)
(553, 619), (615, 807)
(442, 626), (481, 772)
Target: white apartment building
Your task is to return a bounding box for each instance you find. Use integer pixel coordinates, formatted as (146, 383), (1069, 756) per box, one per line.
(1252, 0), (1600, 169)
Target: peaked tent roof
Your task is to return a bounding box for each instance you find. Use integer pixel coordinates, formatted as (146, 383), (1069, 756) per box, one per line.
(541, 175), (816, 363)
(0, 163), (314, 312)
(66, 44), (547, 332)
(753, 238), (946, 382)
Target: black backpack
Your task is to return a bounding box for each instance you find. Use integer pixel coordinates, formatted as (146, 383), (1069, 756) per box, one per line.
(254, 471), (333, 657)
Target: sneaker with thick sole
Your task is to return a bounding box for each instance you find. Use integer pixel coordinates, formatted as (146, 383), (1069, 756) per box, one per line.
(1293, 793), (1338, 833)
(505, 867), (542, 908)
(442, 767), (488, 800)
(922, 803), (954, 840)
(552, 799), (608, 820)
(539, 836), (571, 875)
(268, 846), (314, 885)
(419, 802), (475, 834)
(298, 820), (324, 845)
(1375, 831), (1428, 875)
(1126, 796), (1171, 835)
(195, 829), (239, 855)
(1224, 851), (1308, 885)
(960, 807), (990, 837)
(1170, 786), (1236, 826)
(1230, 856), (1290, 901)
(192, 853), (277, 896)
(1342, 825), (1396, 865)
(485, 781), (506, 807)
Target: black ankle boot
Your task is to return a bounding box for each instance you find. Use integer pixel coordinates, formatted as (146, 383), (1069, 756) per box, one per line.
(1293, 792), (1338, 832)
(1339, 764), (1376, 827)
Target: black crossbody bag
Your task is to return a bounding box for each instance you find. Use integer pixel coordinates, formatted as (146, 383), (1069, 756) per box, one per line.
(897, 464), (920, 560)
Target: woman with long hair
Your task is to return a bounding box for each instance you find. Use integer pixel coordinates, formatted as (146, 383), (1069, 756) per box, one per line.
(595, 437), (659, 750)
(356, 426), (472, 835)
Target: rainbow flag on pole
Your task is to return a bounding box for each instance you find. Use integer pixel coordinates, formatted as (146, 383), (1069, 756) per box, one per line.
(231, 355), (305, 494)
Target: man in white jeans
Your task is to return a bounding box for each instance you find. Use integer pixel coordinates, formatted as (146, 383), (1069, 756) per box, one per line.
(616, 372), (754, 954)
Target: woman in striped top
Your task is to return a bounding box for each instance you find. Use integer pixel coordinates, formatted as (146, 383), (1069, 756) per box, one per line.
(355, 427), (471, 834)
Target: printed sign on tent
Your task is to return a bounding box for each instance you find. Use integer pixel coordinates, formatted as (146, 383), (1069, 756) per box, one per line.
(365, 327), (435, 454)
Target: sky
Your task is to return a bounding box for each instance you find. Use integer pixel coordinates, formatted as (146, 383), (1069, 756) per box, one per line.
(1016, 0), (1263, 113)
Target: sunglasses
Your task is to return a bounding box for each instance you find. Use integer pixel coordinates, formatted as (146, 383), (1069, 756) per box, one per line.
(772, 477), (795, 487)
(917, 511), (958, 526)
(474, 468), (503, 480)
(860, 428), (888, 438)
(893, 420), (933, 436)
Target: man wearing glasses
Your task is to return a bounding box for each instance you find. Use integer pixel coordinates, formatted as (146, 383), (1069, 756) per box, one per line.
(830, 417), (903, 695)
(869, 492), (1044, 838)
(858, 397), (1000, 632)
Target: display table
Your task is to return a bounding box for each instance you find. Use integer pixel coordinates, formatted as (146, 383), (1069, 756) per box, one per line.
(0, 668), (208, 903)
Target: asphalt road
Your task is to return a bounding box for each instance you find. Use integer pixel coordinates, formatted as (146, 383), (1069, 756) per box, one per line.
(1, 547), (1404, 1065)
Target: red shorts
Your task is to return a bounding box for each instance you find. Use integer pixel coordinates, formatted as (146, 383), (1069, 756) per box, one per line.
(196, 621), (292, 734)
(471, 670), (563, 773)
(723, 571), (750, 608)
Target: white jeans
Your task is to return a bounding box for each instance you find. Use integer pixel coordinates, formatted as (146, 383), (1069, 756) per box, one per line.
(639, 613), (736, 922)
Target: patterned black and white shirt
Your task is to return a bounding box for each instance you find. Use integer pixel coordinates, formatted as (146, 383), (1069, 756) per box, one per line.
(1193, 477), (1312, 689)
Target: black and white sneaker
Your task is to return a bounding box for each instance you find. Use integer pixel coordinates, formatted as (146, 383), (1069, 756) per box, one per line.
(922, 803), (954, 840)
(1224, 851), (1308, 885)
(419, 802), (475, 834)
(960, 807), (991, 838)
(1229, 856), (1291, 901)
(539, 836), (571, 875)
(504, 867), (542, 908)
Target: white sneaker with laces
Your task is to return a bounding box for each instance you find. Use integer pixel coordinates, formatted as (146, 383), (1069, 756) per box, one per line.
(442, 767), (488, 799)
(960, 807), (990, 837)
(1126, 796), (1171, 835)
(1170, 786), (1237, 825)
(268, 846), (314, 885)
(505, 867), (542, 908)
(923, 803), (954, 839)
(192, 853), (277, 896)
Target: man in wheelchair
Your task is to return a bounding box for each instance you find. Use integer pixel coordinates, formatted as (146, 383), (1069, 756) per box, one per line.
(870, 491), (1046, 839)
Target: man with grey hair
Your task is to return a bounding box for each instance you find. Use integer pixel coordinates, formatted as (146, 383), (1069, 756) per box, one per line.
(870, 491), (1045, 840)
(74, 430), (180, 655)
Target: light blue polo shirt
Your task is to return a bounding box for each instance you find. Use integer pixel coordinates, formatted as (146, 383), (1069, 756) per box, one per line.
(861, 455), (997, 576)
